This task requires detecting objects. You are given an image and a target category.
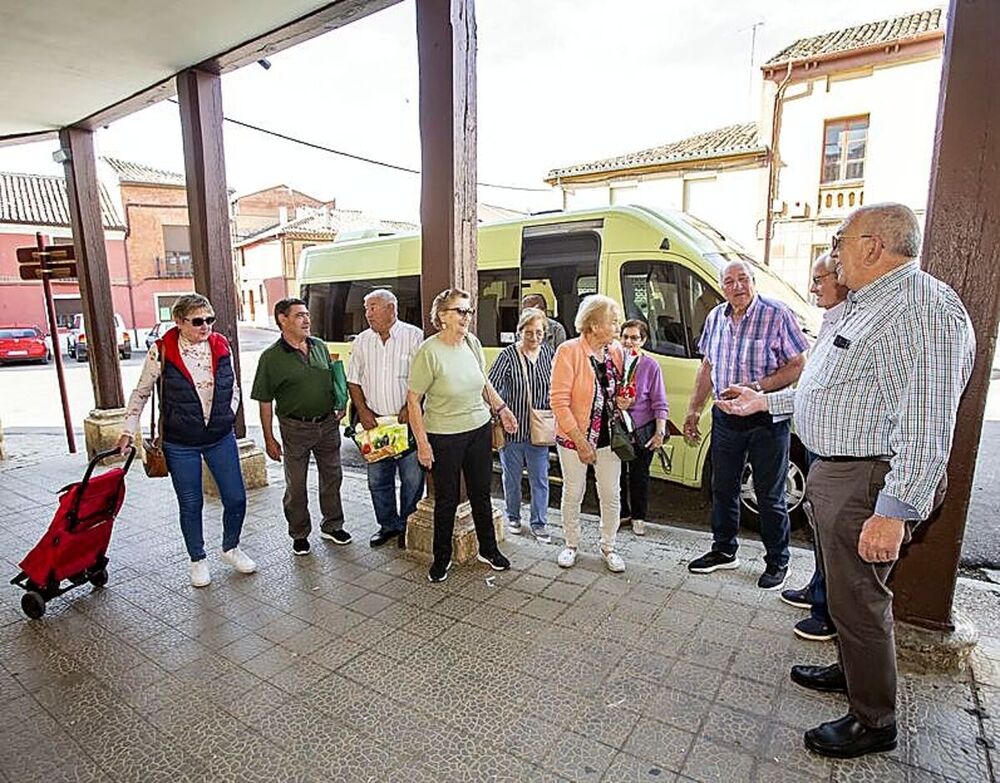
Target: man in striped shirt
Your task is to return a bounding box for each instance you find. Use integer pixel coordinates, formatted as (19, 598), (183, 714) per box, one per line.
(347, 289), (425, 548)
(683, 259), (808, 590)
(719, 203), (975, 759)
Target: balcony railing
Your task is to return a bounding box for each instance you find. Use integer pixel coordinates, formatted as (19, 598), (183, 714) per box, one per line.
(817, 182), (864, 218)
(156, 252), (193, 278)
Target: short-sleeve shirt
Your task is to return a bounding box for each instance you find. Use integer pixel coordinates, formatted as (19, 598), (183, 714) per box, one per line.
(698, 294), (808, 397)
(346, 320), (424, 416)
(250, 336), (334, 419)
(408, 333), (491, 435)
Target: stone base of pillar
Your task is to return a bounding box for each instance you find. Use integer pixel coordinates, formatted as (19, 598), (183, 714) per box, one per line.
(404, 497), (505, 563)
(203, 437), (268, 495)
(896, 612), (979, 674)
(83, 408), (127, 462)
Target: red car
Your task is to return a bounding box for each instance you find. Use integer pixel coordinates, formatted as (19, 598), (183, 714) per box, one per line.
(0, 325), (51, 365)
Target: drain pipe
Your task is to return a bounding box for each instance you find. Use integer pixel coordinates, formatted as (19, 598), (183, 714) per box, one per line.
(763, 61), (794, 266)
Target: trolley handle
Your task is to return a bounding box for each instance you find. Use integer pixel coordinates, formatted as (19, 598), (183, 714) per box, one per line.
(67, 446), (136, 529)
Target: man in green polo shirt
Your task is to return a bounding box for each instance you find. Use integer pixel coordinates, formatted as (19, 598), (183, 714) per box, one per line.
(252, 297), (351, 554)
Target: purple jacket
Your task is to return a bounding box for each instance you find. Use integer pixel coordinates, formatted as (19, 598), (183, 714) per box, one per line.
(628, 354), (669, 430)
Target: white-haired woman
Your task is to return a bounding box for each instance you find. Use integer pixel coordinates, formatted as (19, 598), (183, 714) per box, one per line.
(488, 307), (555, 543)
(407, 288), (518, 583)
(550, 294), (628, 572)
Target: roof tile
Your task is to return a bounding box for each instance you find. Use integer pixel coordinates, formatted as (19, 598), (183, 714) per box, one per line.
(102, 156), (186, 186)
(0, 172), (125, 230)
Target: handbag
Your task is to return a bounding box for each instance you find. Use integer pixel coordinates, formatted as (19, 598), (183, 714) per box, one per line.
(517, 349), (555, 446)
(593, 354), (636, 462)
(142, 347), (169, 478)
(465, 335), (506, 450)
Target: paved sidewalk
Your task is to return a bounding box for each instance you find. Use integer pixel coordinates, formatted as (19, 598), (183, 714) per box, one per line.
(0, 450), (996, 782)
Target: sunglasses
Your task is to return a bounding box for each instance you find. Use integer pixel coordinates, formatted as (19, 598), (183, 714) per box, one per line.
(447, 308), (475, 317)
(185, 316), (217, 327)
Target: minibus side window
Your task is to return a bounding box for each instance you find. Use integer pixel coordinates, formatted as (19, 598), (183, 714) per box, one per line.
(477, 269), (520, 347)
(677, 267), (722, 356)
(303, 276), (421, 341)
(620, 261), (687, 358)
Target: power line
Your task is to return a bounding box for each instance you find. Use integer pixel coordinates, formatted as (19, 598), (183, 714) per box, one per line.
(166, 98), (550, 193)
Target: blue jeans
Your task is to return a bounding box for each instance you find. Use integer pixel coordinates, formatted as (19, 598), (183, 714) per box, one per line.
(163, 431), (246, 562)
(710, 408), (790, 568)
(367, 450), (424, 534)
(498, 440), (550, 530)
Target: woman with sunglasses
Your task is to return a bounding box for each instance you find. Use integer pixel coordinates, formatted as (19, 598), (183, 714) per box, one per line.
(407, 288), (518, 583)
(117, 294), (255, 587)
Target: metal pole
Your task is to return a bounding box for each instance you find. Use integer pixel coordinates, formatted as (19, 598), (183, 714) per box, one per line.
(37, 232), (77, 454)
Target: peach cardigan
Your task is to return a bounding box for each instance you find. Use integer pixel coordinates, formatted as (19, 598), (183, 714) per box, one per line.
(549, 337), (625, 443)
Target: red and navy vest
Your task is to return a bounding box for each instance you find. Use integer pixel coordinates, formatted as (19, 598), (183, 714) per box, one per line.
(157, 330), (236, 446)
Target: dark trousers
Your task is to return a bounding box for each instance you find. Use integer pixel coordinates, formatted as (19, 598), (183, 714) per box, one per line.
(808, 459), (944, 728)
(620, 421), (656, 520)
(278, 416), (345, 539)
(710, 408), (790, 568)
(428, 422), (499, 567)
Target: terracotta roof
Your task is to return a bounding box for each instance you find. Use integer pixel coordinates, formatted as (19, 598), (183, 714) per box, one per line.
(547, 122), (764, 182)
(102, 156), (186, 187)
(764, 8), (944, 67)
(0, 172), (125, 230)
(236, 208), (416, 247)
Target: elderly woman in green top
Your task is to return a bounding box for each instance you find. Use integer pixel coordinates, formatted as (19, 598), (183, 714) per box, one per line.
(407, 287), (518, 583)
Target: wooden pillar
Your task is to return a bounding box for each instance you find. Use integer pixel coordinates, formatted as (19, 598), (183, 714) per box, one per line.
(176, 69), (245, 438)
(58, 127), (124, 410)
(416, 0), (478, 330)
(892, 0), (1000, 630)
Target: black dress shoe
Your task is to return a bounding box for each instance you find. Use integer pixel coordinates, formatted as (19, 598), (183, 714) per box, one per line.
(397, 525), (407, 549)
(804, 714), (897, 758)
(369, 529), (398, 548)
(790, 663), (848, 694)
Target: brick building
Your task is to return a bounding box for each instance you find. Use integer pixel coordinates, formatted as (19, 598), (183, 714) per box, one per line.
(230, 185), (333, 245)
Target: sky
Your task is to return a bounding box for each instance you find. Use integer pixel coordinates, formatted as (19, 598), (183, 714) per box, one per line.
(0, 0), (940, 223)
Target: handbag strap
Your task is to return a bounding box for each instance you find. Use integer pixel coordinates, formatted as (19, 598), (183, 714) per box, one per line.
(516, 347), (536, 412)
(464, 334), (497, 414)
(149, 343), (165, 441)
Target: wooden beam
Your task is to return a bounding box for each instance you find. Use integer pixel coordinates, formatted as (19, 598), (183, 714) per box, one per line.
(416, 0), (478, 332)
(892, 0), (1000, 630)
(58, 127), (125, 409)
(176, 69), (246, 438)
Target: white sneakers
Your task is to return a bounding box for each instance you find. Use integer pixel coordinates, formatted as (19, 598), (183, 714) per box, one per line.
(557, 547), (577, 568)
(190, 547), (257, 588)
(632, 519), (646, 536)
(221, 547), (258, 574)
(602, 550), (626, 573)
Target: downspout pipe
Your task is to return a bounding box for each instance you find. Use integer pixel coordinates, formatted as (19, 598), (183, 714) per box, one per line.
(763, 61), (794, 266)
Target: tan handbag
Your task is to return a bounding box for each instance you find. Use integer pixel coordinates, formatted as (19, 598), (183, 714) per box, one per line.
(142, 348), (169, 478)
(518, 349), (555, 446)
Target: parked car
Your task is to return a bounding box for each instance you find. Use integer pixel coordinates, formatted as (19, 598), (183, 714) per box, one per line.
(66, 313), (131, 362)
(0, 325), (50, 365)
(144, 322), (174, 350)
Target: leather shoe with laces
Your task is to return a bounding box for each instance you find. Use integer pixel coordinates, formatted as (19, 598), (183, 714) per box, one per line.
(790, 663), (848, 694)
(804, 714), (897, 758)
(369, 529), (399, 548)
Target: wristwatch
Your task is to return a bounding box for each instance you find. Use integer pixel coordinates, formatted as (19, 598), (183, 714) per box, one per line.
(750, 381), (763, 392)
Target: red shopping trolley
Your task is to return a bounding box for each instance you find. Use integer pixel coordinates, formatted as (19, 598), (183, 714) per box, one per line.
(11, 446), (136, 619)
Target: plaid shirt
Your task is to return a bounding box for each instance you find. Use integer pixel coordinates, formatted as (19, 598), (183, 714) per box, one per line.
(769, 263), (975, 520)
(698, 294), (808, 408)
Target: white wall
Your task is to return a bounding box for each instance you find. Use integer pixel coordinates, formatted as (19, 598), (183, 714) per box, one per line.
(239, 241), (283, 326)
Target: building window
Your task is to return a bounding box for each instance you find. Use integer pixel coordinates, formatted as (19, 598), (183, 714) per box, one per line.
(821, 116), (868, 184)
(159, 225), (192, 277)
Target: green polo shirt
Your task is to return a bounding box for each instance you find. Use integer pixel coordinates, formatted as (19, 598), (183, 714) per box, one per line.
(251, 336), (334, 418)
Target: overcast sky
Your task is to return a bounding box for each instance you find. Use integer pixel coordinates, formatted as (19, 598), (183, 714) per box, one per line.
(0, 0), (940, 223)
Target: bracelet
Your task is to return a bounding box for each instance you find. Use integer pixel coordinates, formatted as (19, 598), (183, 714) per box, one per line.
(497, 404), (509, 413)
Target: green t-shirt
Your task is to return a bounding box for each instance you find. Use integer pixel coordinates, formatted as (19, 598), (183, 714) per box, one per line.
(408, 334), (491, 435)
(250, 336), (334, 418)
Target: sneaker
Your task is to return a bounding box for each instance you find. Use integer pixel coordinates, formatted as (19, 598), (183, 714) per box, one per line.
(477, 551), (511, 571)
(794, 616), (838, 642)
(292, 538), (311, 556)
(601, 550), (626, 573)
(758, 564), (789, 591)
(507, 520), (523, 534)
(632, 519), (646, 536)
(557, 547), (577, 568)
(688, 550), (739, 574)
(428, 560), (452, 583)
(781, 586), (814, 610)
(190, 560), (211, 588)
(220, 547), (257, 574)
(531, 526), (552, 544)
(320, 529), (352, 545)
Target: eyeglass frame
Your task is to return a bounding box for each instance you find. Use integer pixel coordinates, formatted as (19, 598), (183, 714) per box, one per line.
(831, 233), (875, 253)
(810, 271), (837, 286)
(445, 307), (475, 317)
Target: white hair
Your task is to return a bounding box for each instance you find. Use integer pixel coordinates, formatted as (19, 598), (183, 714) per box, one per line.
(848, 202), (922, 258)
(363, 288), (397, 307)
(574, 294), (621, 335)
(719, 259), (755, 285)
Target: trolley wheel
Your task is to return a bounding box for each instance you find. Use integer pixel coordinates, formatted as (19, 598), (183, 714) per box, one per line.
(88, 569), (108, 588)
(21, 591), (46, 619)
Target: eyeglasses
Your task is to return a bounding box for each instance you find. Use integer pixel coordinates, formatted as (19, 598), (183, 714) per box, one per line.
(721, 275), (752, 290)
(811, 271), (836, 286)
(447, 308), (475, 317)
(184, 316), (217, 327)
(621, 333), (644, 341)
(522, 329), (545, 337)
(831, 233), (874, 252)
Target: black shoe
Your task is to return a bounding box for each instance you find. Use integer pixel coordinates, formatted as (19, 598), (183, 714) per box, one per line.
(790, 663), (848, 694)
(804, 714), (897, 759)
(794, 616), (838, 642)
(428, 560), (452, 583)
(320, 529), (352, 545)
(688, 550), (739, 574)
(476, 550), (511, 571)
(758, 564), (788, 591)
(397, 526), (407, 549)
(369, 529), (398, 548)
(292, 538), (311, 556)
(780, 586), (814, 609)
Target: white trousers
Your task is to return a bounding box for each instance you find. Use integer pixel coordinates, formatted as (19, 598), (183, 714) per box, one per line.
(557, 444), (622, 552)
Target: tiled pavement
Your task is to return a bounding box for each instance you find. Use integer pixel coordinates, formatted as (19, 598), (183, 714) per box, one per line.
(0, 450), (996, 782)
